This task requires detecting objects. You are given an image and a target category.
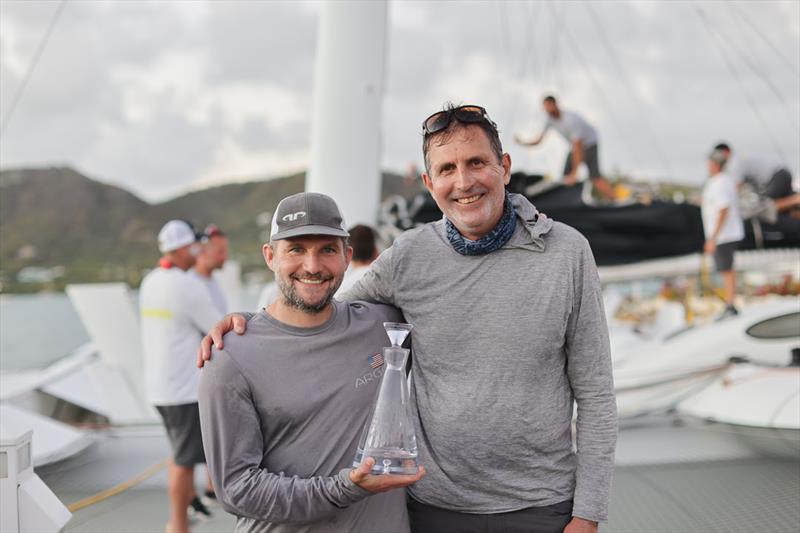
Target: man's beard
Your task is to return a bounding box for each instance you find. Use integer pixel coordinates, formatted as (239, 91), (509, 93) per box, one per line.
(276, 273), (342, 314)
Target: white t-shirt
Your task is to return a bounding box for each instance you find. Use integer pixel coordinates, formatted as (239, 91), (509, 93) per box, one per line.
(190, 269), (228, 315)
(702, 172), (744, 245)
(544, 110), (598, 146)
(724, 154), (783, 186)
(140, 266), (223, 405)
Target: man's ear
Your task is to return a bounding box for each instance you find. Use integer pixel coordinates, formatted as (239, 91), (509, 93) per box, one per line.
(501, 153), (512, 186)
(345, 245), (354, 269)
(263, 243), (276, 272)
(422, 172), (434, 194)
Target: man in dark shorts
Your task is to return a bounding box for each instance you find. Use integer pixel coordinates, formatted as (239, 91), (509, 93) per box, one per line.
(702, 151), (744, 320)
(140, 219), (223, 533)
(515, 95), (615, 200)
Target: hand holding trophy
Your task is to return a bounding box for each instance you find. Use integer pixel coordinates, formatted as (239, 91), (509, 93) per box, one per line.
(353, 322), (419, 476)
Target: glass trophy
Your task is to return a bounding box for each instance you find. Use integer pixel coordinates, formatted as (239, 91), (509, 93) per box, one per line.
(352, 322), (419, 475)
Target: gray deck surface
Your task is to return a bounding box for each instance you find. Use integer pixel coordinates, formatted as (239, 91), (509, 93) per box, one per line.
(37, 418), (800, 533)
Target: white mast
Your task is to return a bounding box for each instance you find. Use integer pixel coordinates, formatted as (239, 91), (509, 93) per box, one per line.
(306, 0), (388, 227)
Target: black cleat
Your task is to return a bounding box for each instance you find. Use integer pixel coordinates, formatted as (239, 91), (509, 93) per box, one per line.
(200, 489), (218, 507)
(715, 305), (739, 322)
(188, 496), (213, 521)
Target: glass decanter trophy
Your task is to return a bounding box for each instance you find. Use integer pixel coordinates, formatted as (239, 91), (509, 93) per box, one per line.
(353, 322), (419, 475)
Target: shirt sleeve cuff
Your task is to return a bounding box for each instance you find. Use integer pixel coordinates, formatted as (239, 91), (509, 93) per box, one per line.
(336, 467), (371, 505)
(572, 507), (607, 523)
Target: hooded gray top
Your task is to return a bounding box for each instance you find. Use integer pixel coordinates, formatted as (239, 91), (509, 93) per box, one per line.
(340, 193), (617, 522)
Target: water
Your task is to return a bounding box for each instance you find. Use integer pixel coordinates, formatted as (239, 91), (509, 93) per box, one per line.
(352, 447), (419, 475)
(0, 288), (262, 374)
(0, 292), (90, 372)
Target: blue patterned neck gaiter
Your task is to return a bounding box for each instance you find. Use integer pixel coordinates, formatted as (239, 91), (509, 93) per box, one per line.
(445, 193), (517, 256)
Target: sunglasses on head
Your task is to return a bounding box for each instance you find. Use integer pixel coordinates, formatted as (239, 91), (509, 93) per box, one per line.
(422, 105), (497, 136)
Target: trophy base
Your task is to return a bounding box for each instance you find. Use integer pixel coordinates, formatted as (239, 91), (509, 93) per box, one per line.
(353, 447), (418, 475)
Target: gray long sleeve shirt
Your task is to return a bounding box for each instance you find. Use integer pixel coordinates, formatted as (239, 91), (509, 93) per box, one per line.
(198, 301), (410, 533)
(341, 193), (617, 522)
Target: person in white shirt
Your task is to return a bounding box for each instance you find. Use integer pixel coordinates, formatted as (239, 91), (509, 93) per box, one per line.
(702, 150), (744, 321)
(337, 224), (379, 295)
(140, 219), (223, 533)
(515, 95), (615, 200)
(714, 142), (800, 215)
(192, 224), (229, 315)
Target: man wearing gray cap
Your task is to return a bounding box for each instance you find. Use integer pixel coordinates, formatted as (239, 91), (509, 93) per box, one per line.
(140, 220), (224, 533)
(198, 192), (424, 533)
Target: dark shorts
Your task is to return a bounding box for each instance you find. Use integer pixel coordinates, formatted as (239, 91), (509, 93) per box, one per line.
(713, 241), (739, 272)
(156, 402), (206, 467)
(564, 143), (601, 179)
(407, 496), (573, 533)
(763, 168), (794, 199)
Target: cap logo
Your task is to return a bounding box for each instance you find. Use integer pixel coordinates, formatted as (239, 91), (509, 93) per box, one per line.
(282, 211), (307, 222)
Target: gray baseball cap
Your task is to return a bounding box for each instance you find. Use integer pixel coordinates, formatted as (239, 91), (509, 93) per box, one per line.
(269, 192), (349, 241)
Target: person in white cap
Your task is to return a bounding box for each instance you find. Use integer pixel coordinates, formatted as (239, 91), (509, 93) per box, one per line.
(140, 219), (223, 533)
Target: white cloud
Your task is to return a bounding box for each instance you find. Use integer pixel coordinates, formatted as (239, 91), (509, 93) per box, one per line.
(211, 83), (307, 132)
(0, 15), (27, 78)
(390, 0), (428, 30)
(195, 138), (308, 191)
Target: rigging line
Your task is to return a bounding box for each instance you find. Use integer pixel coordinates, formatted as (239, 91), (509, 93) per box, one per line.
(730, 2), (799, 76)
(547, 0), (562, 92)
(507, 1), (542, 133)
(549, 1), (643, 169)
(524, 0), (542, 84)
(710, 7), (799, 135)
(515, 1), (540, 81)
(499, 0), (513, 60)
(583, 0), (673, 177)
(696, 8), (788, 161)
(0, 0), (68, 138)
(497, 0), (515, 130)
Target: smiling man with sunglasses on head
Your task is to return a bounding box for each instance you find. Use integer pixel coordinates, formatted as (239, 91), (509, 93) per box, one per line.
(201, 103), (617, 533)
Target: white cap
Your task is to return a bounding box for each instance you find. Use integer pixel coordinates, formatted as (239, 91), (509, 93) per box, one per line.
(158, 220), (198, 253)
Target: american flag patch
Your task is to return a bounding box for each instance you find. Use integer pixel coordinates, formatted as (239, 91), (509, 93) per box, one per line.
(368, 353), (384, 369)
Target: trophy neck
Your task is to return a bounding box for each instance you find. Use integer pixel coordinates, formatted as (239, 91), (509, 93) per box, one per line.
(382, 346), (409, 370)
(383, 322), (413, 347)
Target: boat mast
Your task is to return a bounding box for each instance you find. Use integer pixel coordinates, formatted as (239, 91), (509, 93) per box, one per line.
(306, 0), (388, 227)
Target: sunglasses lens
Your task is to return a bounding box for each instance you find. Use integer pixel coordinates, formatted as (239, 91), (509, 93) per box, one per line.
(424, 111), (451, 134)
(423, 106), (492, 134)
(453, 106), (487, 123)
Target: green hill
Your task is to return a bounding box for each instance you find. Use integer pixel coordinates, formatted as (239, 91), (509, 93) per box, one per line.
(0, 166), (423, 293)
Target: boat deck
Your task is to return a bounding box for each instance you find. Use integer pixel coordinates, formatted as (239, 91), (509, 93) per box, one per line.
(36, 416), (799, 533)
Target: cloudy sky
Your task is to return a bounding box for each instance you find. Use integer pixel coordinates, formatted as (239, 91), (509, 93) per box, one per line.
(1, 0), (798, 202)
